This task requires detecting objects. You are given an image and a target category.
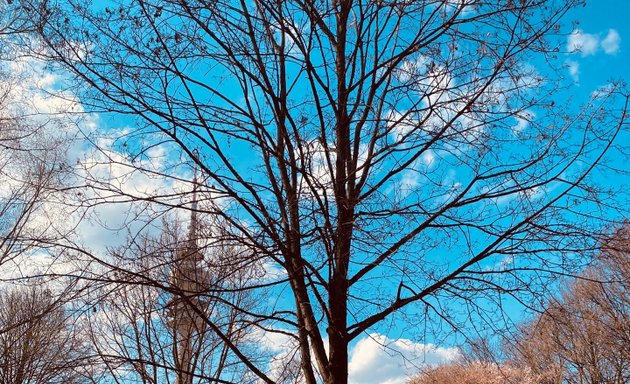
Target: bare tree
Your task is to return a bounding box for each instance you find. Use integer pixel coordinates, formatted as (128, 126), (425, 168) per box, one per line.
(12, 0), (630, 382)
(0, 0), (76, 283)
(408, 360), (536, 384)
(508, 225), (630, 384)
(0, 12), (41, 269)
(0, 8), (89, 383)
(83, 215), (262, 384)
(0, 285), (86, 384)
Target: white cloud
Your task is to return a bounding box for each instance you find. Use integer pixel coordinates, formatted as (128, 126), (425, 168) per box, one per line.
(0, 56), (85, 268)
(511, 110), (535, 134)
(73, 144), (191, 253)
(567, 28), (621, 57)
(443, 0), (476, 17)
(397, 150), (439, 194)
(400, 171), (420, 192)
(567, 29), (599, 56)
(252, 330), (458, 384)
(420, 150), (436, 168)
(249, 328), (304, 383)
(395, 56), (429, 83)
(591, 84), (615, 100)
(386, 110), (420, 142)
(259, 260), (287, 282)
(295, 139), (335, 199)
(422, 65), (456, 108)
(297, 139), (370, 200)
(565, 59), (580, 83)
(601, 29), (621, 55)
(0, 55), (194, 260)
(348, 333), (459, 384)
(0, 251), (81, 289)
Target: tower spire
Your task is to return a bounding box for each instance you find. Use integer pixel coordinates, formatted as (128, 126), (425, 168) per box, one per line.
(167, 150), (209, 384)
(188, 150), (199, 248)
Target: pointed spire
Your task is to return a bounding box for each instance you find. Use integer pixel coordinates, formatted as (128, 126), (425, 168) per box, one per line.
(188, 150), (199, 249)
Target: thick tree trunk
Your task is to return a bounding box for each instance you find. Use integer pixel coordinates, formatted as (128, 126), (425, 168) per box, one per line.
(328, 275), (349, 384)
(329, 1), (352, 381)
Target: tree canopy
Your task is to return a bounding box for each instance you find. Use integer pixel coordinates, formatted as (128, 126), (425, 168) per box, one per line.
(0, 0), (628, 383)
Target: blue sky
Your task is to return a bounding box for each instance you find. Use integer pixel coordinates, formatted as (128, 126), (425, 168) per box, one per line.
(1, 1), (628, 384)
(564, 1), (628, 90)
(64, 2), (630, 383)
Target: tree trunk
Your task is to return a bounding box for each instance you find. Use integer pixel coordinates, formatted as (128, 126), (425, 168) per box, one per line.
(328, 275), (349, 384)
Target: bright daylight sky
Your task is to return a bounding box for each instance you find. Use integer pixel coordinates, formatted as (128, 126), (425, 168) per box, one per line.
(562, 1), (628, 92)
(349, 2), (630, 382)
(2, 2), (628, 384)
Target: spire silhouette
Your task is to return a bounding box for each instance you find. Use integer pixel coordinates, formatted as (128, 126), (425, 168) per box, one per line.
(166, 151), (209, 384)
(188, 154), (199, 249)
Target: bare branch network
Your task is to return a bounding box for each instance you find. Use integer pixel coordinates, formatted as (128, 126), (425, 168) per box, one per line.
(0, 0), (628, 383)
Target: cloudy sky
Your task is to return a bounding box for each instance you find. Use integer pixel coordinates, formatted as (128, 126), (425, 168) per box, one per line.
(1, 1), (628, 383)
(561, 1), (627, 89)
(354, 2), (630, 380)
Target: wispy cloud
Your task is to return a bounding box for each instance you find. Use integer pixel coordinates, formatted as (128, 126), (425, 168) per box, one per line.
(567, 29), (600, 56)
(565, 59), (580, 83)
(567, 28), (621, 56)
(601, 29), (621, 55)
(348, 333), (459, 384)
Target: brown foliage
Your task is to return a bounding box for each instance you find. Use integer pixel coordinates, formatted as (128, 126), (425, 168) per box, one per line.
(0, 285), (85, 384)
(510, 226), (630, 384)
(408, 361), (536, 384)
(7, 0), (629, 383)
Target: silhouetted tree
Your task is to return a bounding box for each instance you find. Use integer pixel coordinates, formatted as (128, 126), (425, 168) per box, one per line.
(509, 225), (630, 384)
(1, 1), (75, 284)
(84, 218), (262, 384)
(408, 360), (536, 384)
(0, 285), (85, 384)
(10, 0), (630, 382)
